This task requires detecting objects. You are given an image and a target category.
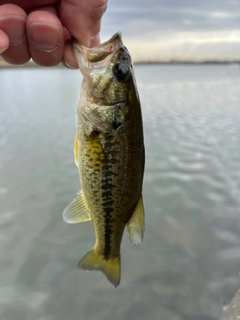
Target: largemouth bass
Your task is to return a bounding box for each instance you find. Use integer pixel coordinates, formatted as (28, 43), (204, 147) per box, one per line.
(63, 32), (145, 287)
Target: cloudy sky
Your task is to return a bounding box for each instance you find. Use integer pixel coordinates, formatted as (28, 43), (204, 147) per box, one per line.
(101, 0), (240, 62)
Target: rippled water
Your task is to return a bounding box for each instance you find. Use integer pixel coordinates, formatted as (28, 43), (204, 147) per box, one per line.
(1, 65), (240, 320)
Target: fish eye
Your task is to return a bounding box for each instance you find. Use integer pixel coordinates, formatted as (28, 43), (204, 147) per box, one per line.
(113, 63), (130, 82)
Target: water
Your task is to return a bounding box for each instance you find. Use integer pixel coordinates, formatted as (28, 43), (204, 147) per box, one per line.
(1, 64), (240, 320)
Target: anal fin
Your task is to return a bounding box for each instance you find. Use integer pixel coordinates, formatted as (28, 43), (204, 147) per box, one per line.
(63, 190), (91, 224)
(127, 194), (144, 245)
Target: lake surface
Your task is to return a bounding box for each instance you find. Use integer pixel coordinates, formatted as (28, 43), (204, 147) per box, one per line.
(1, 64), (240, 320)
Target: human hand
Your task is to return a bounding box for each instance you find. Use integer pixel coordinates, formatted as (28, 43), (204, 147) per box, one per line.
(0, 0), (107, 68)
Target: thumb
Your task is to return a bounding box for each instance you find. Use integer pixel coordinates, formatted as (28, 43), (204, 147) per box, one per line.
(58, 0), (107, 48)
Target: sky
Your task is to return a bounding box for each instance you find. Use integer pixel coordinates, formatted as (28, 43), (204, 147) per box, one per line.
(101, 0), (240, 62)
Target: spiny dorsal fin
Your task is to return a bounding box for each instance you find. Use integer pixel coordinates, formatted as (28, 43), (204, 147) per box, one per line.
(127, 194), (144, 244)
(63, 190), (91, 224)
(74, 134), (79, 168)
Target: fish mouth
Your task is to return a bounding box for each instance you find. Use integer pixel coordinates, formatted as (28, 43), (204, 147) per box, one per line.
(72, 33), (123, 75)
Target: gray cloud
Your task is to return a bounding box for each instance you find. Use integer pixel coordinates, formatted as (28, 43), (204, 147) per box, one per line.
(101, 0), (240, 62)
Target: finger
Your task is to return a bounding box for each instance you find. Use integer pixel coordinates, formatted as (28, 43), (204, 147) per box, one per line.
(0, 1), (58, 11)
(60, 25), (77, 69)
(26, 7), (64, 66)
(0, 4), (30, 64)
(58, 0), (107, 68)
(61, 39), (77, 69)
(0, 29), (9, 53)
(58, 0), (107, 47)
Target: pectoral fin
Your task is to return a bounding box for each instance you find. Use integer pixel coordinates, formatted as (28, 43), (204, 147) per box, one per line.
(127, 195), (144, 245)
(74, 134), (79, 168)
(63, 190), (91, 224)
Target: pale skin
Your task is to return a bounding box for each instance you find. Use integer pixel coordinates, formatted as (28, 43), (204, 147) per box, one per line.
(0, 0), (108, 68)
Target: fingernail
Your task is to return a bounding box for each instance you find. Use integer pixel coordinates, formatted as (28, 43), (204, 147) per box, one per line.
(0, 30), (9, 53)
(0, 47), (8, 54)
(62, 60), (77, 69)
(90, 34), (100, 48)
(0, 17), (25, 46)
(30, 23), (59, 52)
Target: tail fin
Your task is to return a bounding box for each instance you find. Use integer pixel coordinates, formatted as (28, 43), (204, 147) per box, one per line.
(78, 249), (120, 287)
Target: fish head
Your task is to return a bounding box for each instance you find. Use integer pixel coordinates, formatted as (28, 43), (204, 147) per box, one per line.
(72, 32), (137, 103)
(72, 33), (139, 134)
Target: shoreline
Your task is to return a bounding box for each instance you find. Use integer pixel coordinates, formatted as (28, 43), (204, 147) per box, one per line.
(0, 59), (239, 69)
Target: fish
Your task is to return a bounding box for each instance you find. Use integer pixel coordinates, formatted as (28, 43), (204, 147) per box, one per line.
(63, 32), (145, 287)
